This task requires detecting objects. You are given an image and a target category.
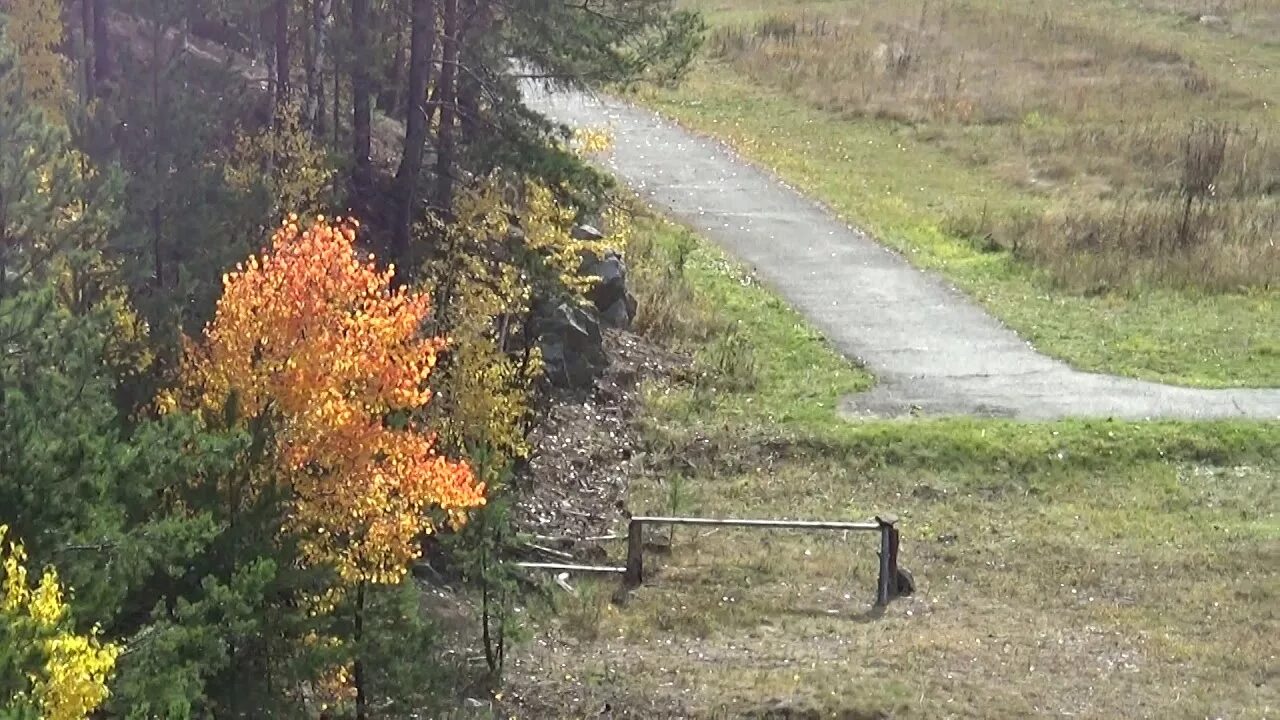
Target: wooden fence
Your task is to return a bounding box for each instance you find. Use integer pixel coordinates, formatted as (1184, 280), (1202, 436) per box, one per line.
(519, 513), (907, 606)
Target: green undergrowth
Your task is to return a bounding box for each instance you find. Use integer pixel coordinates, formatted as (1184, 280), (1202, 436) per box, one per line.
(628, 213), (874, 428)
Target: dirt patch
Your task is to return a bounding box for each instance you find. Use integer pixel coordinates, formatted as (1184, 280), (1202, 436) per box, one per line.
(416, 327), (690, 716)
(513, 329), (688, 541)
(495, 329), (695, 718)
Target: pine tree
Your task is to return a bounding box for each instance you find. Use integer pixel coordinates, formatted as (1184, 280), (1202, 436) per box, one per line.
(2, 0), (67, 122)
(429, 0), (705, 212)
(351, 0), (373, 192)
(99, 26), (262, 337)
(0, 25), (121, 300)
(1, 28), (318, 717)
(0, 14), (191, 633)
(1, 0), (706, 711)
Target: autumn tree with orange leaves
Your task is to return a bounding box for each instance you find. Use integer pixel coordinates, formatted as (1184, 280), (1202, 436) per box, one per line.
(171, 216), (486, 585)
(163, 215), (489, 717)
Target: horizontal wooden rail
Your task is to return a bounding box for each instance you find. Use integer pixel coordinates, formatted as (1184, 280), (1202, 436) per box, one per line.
(516, 562), (626, 574)
(631, 516), (880, 532)
(626, 514), (905, 606)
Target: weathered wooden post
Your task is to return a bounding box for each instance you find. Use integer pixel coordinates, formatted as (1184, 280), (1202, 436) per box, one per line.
(624, 518), (644, 588)
(887, 517), (901, 593)
(875, 514), (899, 606)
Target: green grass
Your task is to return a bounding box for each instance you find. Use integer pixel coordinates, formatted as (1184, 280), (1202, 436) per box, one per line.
(519, 218), (1280, 719)
(618, 0), (1280, 388)
(629, 214), (874, 429)
(632, 73), (1280, 388)
(524, 8), (1280, 701)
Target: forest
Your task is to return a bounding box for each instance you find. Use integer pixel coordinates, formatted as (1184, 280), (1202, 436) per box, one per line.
(0, 0), (702, 715)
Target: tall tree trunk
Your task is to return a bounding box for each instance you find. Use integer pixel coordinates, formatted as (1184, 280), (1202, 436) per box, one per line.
(0, 187), (8, 299)
(351, 0), (373, 193)
(353, 583), (368, 720)
(92, 0), (111, 91)
(432, 0), (459, 214)
(261, 5), (277, 104)
(456, 70), (480, 147)
(303, 0), (313, 106)
(266, 46), (277, 109)
(315, 56), (328, 138)
(391, 0), (437, 262)
(149, 24), (163, 290)
(380, 14), (407, 120)
(332, 60), (340, 147)
(307, 0), (332, 134)
(457, 0), (491, 146)
(275, 0), (290, 103)
(81, 0), (95, 101)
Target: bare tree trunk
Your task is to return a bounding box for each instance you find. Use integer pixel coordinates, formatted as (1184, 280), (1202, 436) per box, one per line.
(380, 3), (408, 120)
(457, 0), (491, 146)
(267, 51), (278, 110)
(81, 0), (95, 101)
(149, 24), (164, 290)
(351, 0), (373, 192)
(353, 582), (368, 720)
(261, 5), (277, 105)
(456, 70), (480, 146)
(303, 0), (313, 86)
(432, 0), (459, 213)
(307, 0), (332, 133)
(275, 0), (290, 103)
(332, 59), (340, 147)
(92, 0), (111, 90)
(0, 187), (8, 299)
(391, 0), (438, 262)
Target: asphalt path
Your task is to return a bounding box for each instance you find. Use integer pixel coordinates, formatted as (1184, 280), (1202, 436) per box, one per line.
(523, 84), (1280, 420)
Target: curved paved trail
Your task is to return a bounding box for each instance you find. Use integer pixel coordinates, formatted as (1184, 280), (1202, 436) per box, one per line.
(524, 85), (1280, 420)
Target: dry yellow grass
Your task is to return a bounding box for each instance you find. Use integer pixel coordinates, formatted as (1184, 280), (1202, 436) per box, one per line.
(1132, 0), (1280, 44)
(537, 458), (1279, 718)
(508, 221), (1280, 719)
(696, 0), (1280, 292)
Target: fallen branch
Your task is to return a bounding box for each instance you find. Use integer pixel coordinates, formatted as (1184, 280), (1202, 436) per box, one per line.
(529, 533), (623, 544)
(524, 542), (574, 560)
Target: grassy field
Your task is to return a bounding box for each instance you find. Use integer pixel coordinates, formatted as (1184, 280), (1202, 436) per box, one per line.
(625, 0), (1280, 388)
(519, 218), (1280, 719)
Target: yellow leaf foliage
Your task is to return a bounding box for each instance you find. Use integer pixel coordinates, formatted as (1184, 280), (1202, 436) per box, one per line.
(571, 127), (614, 156)
(426, 179), (609, 477)
(175, 217), (486, 584)
(225, 100), (336, 221)
(1, 525), (120, 720)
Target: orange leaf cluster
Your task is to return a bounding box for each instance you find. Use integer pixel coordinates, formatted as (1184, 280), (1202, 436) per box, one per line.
(181, 216), (485, 583)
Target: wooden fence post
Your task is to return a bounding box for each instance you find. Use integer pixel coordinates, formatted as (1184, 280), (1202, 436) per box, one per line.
(875, 514), (899, 606)
(887, 519), (901, 595)
(624, 518), (644, 588)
